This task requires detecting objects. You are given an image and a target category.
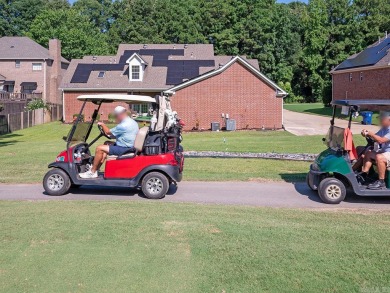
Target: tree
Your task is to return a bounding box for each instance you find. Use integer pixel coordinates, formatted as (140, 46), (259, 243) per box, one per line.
(28, 8), (109, 59)
(73, 0), (113, 32)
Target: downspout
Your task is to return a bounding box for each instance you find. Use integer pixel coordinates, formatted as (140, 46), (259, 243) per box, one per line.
(43, 59), (47, 102)
(62, 89), (65, 121)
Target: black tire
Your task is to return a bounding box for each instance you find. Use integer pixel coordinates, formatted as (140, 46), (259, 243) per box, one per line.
(306, 173), (315, 191)
(43, 168), (71, 196)
(141, 172), (169, 199)
(318, 177), (346, 204)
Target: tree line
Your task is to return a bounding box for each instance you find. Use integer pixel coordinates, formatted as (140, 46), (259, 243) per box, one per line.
(1, 0), (389, 104)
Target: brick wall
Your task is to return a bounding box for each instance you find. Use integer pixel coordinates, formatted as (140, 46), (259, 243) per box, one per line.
(171, 62), (283, 130)
(63, 91), (129, 122)
(0, 59), (46, 94)
(332, 68), (390, 101)
(63, 91), (159, 122)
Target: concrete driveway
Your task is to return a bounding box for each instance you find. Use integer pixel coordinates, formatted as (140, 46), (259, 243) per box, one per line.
(284, 109), (378, 136)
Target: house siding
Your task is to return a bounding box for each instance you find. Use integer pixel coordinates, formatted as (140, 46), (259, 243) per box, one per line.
(171, 62), (283, 130)
(332, 68), (390, 101)
(63, 91), (159, 122)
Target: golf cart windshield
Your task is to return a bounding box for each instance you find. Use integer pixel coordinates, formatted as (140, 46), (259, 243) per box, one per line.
(324, 126), (345, 149)
(64, 122), (92, 143)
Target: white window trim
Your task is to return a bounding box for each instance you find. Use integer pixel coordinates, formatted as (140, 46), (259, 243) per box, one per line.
(32, 63), (42, 71)
(131, 65), (141, 80)
(126, 53), (146, 81)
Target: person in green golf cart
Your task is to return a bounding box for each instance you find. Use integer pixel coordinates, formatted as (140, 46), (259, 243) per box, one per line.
(356, 111), (390, 189)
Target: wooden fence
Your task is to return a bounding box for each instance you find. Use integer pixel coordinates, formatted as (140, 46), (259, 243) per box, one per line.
(0, 104), (62, 135)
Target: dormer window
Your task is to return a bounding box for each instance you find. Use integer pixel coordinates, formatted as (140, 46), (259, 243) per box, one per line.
(98, 71), (105, 78)
(126, 53), (147, 81)
(131, 65), (140, 80)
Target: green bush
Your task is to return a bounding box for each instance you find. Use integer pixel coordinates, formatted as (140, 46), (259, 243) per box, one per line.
(72, 114), (85, 122)
(26, 98), (48, 111)
(108, 113), (116, 123)
(0, 103), (4, 112)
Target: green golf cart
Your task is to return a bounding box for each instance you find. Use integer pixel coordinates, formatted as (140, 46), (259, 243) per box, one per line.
(307, 99), (390, 204)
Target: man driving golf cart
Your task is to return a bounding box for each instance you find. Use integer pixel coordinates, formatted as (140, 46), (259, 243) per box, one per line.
(355, 111), (390, 189)
(307, 99), (390, 204)
(79, 105), (139, 179)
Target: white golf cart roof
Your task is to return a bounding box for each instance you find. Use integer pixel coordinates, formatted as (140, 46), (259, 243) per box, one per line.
(77, 94), (156, 104)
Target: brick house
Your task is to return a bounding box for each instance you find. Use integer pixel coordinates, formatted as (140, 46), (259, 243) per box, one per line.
(0, 37), (69, 104)
(331, 35), (390, 101)
(60, 44), (287, 130)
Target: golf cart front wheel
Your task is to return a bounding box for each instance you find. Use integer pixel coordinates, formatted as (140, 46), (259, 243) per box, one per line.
(43, 168), (71, 196)
(318, 177), (346, 204)
(141, 172), (169, 199)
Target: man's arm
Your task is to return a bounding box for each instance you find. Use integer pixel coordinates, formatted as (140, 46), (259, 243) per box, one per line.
(365, 130), (390, 144)
(97, 122), (114, 137)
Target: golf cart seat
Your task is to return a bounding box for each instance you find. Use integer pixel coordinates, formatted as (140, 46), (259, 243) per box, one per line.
(106, 127), (149, 161)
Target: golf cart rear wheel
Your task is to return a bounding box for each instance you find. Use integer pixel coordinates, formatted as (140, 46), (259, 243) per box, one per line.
(43, 168), (71, 196)
(318, 177), (346, 204)
(141, 172), (169, 199)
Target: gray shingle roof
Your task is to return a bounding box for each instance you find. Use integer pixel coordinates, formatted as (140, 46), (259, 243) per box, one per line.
(61, 44), (261, 91)
(0, 36), (69, 63)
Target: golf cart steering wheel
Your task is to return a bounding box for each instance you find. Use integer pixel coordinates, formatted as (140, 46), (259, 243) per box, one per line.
(365, 136), (375, 146)
(97, 124), (112, 139)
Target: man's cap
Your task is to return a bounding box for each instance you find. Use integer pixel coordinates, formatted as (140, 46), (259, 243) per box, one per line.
(114, 106), (126, 115)
(379, 111), (390, 119)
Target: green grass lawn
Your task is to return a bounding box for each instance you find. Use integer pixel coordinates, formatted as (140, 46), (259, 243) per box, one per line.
(284, 103), (379, 125)
(1, 201), (390, 293)
(0, 123), (317, 184)
(0, 122), (367, 183)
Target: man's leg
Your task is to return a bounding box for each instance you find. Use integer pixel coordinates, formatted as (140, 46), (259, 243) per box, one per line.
(91, 145), (109, 173)
(367, 153), (388, 189)
(361, 150), (376, 173)
(376, 153), (387, 180)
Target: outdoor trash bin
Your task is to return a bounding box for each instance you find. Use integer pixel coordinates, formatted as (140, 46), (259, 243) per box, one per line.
(361, 111), (373, 125)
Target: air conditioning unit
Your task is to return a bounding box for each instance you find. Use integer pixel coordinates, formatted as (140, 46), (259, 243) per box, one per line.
(211, 122), (220, 131)
(226, 119), (236, 131)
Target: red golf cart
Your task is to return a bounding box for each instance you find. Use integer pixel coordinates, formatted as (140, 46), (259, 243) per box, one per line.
(43, 94), (184, 199)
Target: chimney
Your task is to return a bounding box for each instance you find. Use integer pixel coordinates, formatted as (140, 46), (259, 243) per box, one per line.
(49, 39), (62, 104)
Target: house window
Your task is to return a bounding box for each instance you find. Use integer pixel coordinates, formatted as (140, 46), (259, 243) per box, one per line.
(131, 65), (140, 80)
(32, 63), (42, 71)
(22, 85), (36, 94)
(15, 60), (20, 68)
(360, 72), (363, 81)
(98, 71), (105, 78)
(349, 73), (352, 82)
(132, 103), (150, 114)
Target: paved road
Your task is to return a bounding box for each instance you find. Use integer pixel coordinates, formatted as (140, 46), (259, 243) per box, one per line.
(1, 181), (390, 209)
(284, 109), (378, 136)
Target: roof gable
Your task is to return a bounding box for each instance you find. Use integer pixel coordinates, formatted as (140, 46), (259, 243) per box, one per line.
(165, 56), (287, 96)
(126, 53), (148, 65)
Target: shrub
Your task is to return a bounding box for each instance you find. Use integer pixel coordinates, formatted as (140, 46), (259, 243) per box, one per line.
(108, 113), (116, 123)
(26, 98), (48, 111)
(73, 114), (85, 122)
(0, 103), (4, 112)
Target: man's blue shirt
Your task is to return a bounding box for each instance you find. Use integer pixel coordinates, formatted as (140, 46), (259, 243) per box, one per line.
(376, 126), (390, 152)
(110, 117), (139, 147)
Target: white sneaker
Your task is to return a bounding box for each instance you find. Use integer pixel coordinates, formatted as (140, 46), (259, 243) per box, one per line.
(79, 170), (98, 179)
